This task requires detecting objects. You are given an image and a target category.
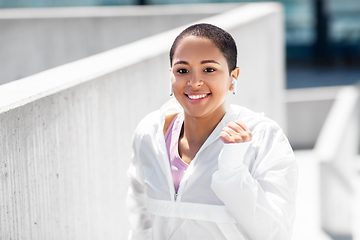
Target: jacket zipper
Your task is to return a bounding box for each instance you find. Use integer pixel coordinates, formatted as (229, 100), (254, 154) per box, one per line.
(173, 155), (197, 202)
(163, 135), (214, 202)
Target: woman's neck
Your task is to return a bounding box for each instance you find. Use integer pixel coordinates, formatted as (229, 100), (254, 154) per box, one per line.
(178, 106), (226, 162)
(182, 113), (223, 144)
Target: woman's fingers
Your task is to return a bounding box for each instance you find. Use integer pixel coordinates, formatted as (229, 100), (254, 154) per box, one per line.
(235, 120), (250, 132)
(220, 130), (232, 143)
(220, 121), (252, 143)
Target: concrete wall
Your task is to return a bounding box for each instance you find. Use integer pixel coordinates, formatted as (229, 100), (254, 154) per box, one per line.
(286, 86), (341, 149)
(0, 3), (285, 239)
(0, 4), (238, 85)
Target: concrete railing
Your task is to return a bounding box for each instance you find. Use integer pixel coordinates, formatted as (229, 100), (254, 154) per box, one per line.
(313, 83), (360, 239)
(0, 3), (285, 239)
(0, 4), (238, 85)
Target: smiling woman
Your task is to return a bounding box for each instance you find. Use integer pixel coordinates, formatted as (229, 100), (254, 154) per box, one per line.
(126, 23), (298, 240)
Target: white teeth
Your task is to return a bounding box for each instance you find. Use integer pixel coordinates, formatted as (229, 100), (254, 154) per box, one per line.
(188, 94), (207, 100)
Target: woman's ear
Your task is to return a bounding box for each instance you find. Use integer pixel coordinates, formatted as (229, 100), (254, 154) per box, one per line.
(231, 67), (240, 80)
(229, 67), (240, 93)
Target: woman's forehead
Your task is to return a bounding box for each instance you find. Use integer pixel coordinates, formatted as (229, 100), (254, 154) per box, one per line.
(172, 36), (224, 62)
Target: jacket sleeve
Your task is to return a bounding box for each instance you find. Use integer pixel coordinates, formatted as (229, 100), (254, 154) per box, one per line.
(126, 136), (152, 240)
(211, 122), (298, 240)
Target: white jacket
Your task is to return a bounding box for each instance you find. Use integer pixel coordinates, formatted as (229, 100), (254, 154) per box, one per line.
(127, 99), (297, 240)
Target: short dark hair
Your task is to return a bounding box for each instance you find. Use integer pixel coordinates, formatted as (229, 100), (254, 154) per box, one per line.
(169, 23), (237, 74)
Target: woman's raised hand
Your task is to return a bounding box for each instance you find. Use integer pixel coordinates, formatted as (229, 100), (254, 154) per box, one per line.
(220, 120), (252, 144)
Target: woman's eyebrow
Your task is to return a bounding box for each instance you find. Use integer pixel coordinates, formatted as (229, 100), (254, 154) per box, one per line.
(174, 60), (220, 65)
(174, 60), (189, 65)
(201, 60), (220, 65)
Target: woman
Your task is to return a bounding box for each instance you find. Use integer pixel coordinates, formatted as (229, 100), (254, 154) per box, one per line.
(127, 23), (297, 240)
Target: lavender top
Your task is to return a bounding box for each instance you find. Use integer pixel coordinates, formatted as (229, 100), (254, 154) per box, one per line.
(164, 113), (188, 193)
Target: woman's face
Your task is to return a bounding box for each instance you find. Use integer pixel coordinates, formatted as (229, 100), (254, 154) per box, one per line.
(170, 36), (239, 120)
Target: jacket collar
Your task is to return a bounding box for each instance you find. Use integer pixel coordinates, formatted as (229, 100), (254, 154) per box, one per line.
(158, 99), (244, 150)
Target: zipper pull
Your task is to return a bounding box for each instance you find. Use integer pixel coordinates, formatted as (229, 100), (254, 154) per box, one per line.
(174, 193), (178, 202)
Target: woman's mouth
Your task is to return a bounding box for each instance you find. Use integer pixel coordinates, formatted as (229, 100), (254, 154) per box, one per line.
(186, 93), (210, 100)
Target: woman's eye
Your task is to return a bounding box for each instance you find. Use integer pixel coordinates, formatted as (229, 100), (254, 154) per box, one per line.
(177, 69), (189, 74)
(204, 68), (215, 72)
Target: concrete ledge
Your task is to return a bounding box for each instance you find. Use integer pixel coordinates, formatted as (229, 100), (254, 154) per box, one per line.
(0, 4), (238, 84)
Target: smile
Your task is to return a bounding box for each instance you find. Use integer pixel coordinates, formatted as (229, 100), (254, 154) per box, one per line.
(187, 94), (209, 100)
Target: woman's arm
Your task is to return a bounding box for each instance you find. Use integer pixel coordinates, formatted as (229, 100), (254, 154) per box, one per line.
(211, 122), (298, 240)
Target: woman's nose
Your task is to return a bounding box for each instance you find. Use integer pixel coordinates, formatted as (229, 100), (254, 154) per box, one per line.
(187, 73), (203, 88)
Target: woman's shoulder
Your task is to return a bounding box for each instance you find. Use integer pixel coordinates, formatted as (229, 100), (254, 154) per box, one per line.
(134, 99), (183, 138)
(163, 113), (179, 136)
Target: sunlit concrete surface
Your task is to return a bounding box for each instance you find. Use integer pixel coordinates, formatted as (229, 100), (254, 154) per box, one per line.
(292, 150), (360, 240)
(0, 4), (238, 85)
(0, 3), (286, 239)
(292, 150), (332, 240)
